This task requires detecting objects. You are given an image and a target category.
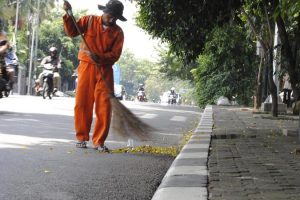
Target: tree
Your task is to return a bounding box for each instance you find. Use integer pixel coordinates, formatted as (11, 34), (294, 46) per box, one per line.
(241, 0), (278, 116)
(135, 0), (242, 64)
(37, 9), (83, 90)
(134, 0), (300, 116)
(145, 75), (196, 104)
(273, 0), (300, 102)
(240, 0), (300, 116)
(157, 44), (196, 80)
(192, 25), (257, 108)
(116, 49), (139, 96)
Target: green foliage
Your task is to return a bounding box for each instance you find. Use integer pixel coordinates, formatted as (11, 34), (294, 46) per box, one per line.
(145, 74), (196, 104)
(117, 49), (158, 96)
(38, 9), (83, 84)
(275, 0), (300, 72)
(157, 45), (196, 80)
(193, 25), (257, 107)
(240, 0), (300, 106)
(0, 3), (15, 21)
(117, 49), (196, 104)
(135, 0), (242, 63)
(117, 49), (142, 96)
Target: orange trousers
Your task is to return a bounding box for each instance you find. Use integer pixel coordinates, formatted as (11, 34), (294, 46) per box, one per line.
(74, 61), (112, 147)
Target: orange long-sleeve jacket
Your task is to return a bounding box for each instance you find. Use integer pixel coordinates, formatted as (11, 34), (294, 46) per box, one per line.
(63, 14), (124, 89)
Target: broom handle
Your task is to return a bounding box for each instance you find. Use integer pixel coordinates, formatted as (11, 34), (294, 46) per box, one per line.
(63, 3), (115, 97)
(63, 1), (91, 51)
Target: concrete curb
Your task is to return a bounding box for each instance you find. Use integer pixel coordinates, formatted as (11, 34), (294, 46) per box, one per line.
(152, 105), (213, 200)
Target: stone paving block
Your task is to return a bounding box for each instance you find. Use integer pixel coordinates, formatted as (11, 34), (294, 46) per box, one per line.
(193, 132), (211, 137)
(165, 166), (207, 177)
(152, 187), (207, 200)
(199, 122), (213, 125)
(188, 139), (210, 144)
(191, 137), (211, 142)
(173, 158), (207, 167)
(181, 148), (208, 153)
(177, 152), (207, 159)
(199, 126), (213, 129)
(195, 129), (212, 133)
(199, 122), (212, 124)
(282, 128), (298, 137)
(199, 120), (213, 123)
(159, 174), (207, 188)
(183, 143), (210, 149)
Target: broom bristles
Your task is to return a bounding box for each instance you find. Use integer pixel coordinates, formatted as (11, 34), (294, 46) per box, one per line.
(110, 98), (155, 141)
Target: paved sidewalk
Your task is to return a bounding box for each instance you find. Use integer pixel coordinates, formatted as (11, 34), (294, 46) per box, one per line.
(208, 106), (300, 200)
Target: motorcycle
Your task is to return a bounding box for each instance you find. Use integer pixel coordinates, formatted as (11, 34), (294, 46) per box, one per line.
(5, 49), (19, 95)
(0, 52), (18, 98)
(40, 63), (54, 99)
(0, 65), (11, 98)
(137, 90), (147, 102)
(168, 93), (177, 104)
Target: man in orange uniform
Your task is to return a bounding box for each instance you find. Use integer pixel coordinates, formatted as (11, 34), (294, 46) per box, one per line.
(63, 0), (126, 152)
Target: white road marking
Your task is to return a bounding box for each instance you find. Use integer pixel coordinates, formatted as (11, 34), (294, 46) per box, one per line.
(152, 132), (181, 137)
(170, 116), (186, 122)
(0, 133), (73, 149)
(105, 140), (128, 145)
(140, 113), (157, 119)
(3, 118), (40, 122)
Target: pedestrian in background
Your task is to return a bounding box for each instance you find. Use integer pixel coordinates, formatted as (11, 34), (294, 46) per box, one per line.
(63, 0), (126, 152)
(283, 73), (292, 107)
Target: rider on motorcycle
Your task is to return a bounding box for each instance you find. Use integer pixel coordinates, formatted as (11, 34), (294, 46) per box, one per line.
(0, 27), (10, 97)
(5, 46), (18, 91)
(137, 83), (147, 101)
(168, 87), (177, 104)
(138, 83), (145, 92)
(37, 47), (61, 93)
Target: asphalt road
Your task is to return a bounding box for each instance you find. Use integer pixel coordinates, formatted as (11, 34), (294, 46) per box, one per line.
(0, 95), (201, 200)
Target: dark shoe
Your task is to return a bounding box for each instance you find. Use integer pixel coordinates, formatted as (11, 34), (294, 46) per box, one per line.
(76, 141), (87, 148)
(94, 145), (110, 153)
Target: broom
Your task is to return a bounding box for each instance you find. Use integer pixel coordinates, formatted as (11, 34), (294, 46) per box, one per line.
(63, 2), (154, 141)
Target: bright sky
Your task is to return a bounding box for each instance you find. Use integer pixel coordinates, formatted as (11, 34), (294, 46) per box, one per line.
(58, 0), (160, 61)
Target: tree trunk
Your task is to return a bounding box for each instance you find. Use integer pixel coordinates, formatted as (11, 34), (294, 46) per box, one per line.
(255, 55), (263, 110)
(267, 51), (278, 117)
(275, 6), (300, 101)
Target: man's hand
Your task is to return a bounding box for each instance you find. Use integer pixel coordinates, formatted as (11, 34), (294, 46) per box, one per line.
(90, 53), (101, 64)
(63, 0), (72, 13)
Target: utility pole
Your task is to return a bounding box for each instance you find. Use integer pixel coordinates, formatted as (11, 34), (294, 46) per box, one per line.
(27, 19), (36, 95)
(33, 0), (40, 79)
(13, 0), (19, 51)
(26, 0), (40, 95)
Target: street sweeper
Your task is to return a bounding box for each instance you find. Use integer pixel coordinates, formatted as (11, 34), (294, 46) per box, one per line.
(63, 0), (126, 152)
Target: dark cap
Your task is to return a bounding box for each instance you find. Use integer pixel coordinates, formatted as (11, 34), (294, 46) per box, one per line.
(98, 0), (127, 21)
